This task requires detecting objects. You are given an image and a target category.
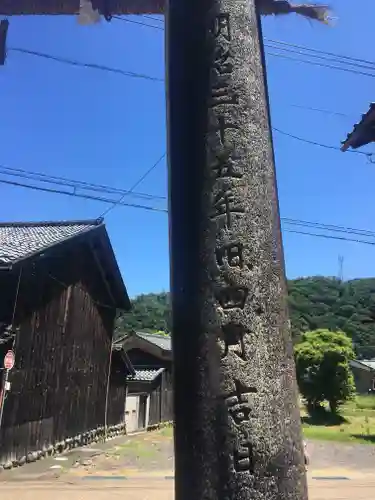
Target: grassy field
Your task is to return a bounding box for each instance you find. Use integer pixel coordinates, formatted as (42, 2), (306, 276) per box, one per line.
(301, 395), (375, 444)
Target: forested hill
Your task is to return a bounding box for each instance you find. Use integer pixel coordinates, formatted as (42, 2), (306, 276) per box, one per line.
(287, 277), (375, 357)
(116, 278), (375, 359)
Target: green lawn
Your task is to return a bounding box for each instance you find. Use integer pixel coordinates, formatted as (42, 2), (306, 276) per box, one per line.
(301, 395), (375, 445)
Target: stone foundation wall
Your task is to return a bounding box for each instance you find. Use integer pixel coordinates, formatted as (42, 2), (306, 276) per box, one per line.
(0, 422), (127, 471)
(146, 420), (173, 432)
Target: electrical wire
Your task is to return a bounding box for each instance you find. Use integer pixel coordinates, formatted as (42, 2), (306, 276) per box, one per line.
(99, 153), (166, 218)
(288, 104), (354, 120)
(0, 165), (166, 202)
(282, 218), (375, 239)
(272, 127), (373, 157)
(264, 42), (375, 72)
(7, 37), (375, 83)
(112, 15), (164, 30)
(0, 178), (168, 213)
(9, 47), (163, 82)
(2, 174), (375, 247)
(266, 51), (375, 80)
(142, 15), (164, 23)
(110, 16), (375, 79)
(264, 37), (375, 70)
(284, 229), (375, 246)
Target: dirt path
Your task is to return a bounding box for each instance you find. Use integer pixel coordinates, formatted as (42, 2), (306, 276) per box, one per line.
(2, 428), (375, 482)
(307, 440), (375, 471)
(2, 429), (375, 500)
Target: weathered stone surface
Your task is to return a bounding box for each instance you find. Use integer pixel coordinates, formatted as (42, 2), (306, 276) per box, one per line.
(3, 460), (13, 470)
(26, 452), (38, 463)
(167, 0), (307, 499)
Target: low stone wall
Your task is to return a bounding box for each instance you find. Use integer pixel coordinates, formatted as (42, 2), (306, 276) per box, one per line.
(0, 422), (127, 471)
(146, 420), (173, 432)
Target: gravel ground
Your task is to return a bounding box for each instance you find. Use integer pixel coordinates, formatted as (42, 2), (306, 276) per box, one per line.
(2, 428), (375, 481)
(306, 439), (375, 471)
(75, 430), (375, 475)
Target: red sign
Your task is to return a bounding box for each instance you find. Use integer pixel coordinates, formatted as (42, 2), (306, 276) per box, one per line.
(3, 350), (15, 370)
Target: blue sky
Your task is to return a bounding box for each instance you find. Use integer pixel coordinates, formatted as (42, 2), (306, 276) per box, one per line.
(0, 0), (374, 297)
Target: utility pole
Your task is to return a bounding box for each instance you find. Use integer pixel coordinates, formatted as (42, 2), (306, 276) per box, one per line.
(167, 1), (307, 499)
(338, 255), (344, 282)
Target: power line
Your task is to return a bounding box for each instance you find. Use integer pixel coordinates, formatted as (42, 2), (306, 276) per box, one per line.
(142, 15), (164, 23)
(264, 37), (375, 70)
(264, 42), (375, 73)
(8, 47), (163, 82)
(266, 51), (375, 80)
(3, 174), (375, 247)
(3, 163), (375, 240)
(110, 16), (375, 79)
(284, 229), (375, 246)
(0, 164), (166, 201)
(99, 152), (166, 218)
(0, 178), (167, 213)
(282, 218), (375, 239)
(7, 39), (375, 84)
(272, 127), (373, 157)
(288, 104), (354, 120)
(112, 15), (164, 30)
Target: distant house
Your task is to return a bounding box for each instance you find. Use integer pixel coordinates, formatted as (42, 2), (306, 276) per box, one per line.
(113, 331), (173, 433)
(350, 359), (375, 394)
(0, 219), (131, 467)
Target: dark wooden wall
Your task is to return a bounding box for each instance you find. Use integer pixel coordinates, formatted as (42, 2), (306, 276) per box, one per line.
(148, 370), (173, 426)
(127, 348), (170, 368)
(106, 352), (127, 426)
(352, 366), (375, 394)
(0, 239), (121, 463)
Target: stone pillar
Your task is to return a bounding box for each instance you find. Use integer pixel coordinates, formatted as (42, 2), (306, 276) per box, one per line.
(166, 0), (307, 499)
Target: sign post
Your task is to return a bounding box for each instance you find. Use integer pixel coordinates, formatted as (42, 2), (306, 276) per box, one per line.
(0, 350), (15, 430)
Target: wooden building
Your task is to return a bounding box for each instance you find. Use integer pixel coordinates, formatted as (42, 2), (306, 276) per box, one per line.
(113, 331), (173, 433)
(350, 359), (375, 394)
(0, 219), (131, 466)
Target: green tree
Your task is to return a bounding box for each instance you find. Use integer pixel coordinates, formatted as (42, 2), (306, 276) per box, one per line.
(115, 292), (170, 339)
(287, 277), (375, 358)
(115, 276), (375, 355)
(294, 329), (356, 413)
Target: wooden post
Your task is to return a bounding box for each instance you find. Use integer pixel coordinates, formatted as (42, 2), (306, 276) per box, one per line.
(0, 369), (9, 430)
(166, 0), (307, 498)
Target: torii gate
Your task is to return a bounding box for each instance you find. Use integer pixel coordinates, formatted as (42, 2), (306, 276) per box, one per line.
(0, 1), (309, 499)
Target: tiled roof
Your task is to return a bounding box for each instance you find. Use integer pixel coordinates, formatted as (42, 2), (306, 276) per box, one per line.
(0, 219), (102, 266)
(136, 332), (171, 351)
(127, 367), (165, 382)
(341, 102), (375, 152)
(351, 359), (375, 371)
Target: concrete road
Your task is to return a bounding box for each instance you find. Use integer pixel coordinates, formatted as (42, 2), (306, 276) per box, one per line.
(2, 475), (375, 500)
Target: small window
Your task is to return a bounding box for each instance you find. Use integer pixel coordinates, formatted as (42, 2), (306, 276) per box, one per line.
(372, 378), (375, 391)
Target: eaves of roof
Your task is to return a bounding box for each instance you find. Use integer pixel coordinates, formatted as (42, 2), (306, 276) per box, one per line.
(341, 103), (375, 152)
